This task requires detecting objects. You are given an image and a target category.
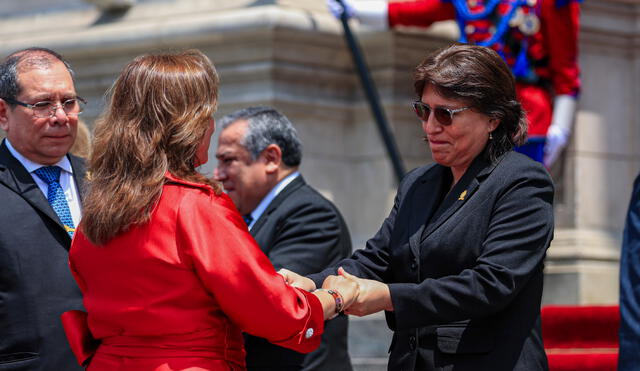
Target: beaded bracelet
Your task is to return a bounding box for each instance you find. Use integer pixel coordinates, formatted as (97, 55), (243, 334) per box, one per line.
(327, 289), (344, 314)
(316, 288), (344, 317)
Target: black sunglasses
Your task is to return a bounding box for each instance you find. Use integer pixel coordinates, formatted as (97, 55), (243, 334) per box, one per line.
(412, 101), (471, 126)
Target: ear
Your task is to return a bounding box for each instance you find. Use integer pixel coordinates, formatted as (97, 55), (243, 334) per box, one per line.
(488, 118), (500, 133)
(261, 144), (282, 174)
(0, 99), (9, 131)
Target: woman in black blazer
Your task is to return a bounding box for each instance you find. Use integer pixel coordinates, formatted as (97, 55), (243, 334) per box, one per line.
(283, 44), (554, 371)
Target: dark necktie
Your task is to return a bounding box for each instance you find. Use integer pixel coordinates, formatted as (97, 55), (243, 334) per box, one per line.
(33, 166), (75, 237)
(243, 214), (253, 227)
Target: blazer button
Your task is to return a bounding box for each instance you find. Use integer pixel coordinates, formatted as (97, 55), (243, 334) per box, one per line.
(409, 335), (417, 350)
(410, 261), (417, 270)
(305, 328), (314, 339)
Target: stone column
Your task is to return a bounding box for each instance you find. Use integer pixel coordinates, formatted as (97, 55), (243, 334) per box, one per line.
(545, 0), (640, 305)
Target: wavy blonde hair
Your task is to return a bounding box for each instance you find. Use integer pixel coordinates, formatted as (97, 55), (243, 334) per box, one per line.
(82, 50), (220, 245)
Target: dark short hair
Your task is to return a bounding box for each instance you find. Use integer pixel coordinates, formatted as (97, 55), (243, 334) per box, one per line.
(0, 47), (75, 106)
(219, 106), (302, 167)
(414, 44), (527, 161)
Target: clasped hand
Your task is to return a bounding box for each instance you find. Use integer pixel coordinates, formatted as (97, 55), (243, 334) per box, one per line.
(278, 268), (317, 291)
(278, 267), (393, 317)
(323, 267), (393, 317)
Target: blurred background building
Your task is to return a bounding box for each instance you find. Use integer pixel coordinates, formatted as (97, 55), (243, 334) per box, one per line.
(1, 0), (638, 369)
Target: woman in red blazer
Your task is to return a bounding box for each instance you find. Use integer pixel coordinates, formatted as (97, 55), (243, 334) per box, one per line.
(62, 50), (358, 371)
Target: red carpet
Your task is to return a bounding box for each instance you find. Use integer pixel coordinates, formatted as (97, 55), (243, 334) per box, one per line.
(541, 305), (619, 371)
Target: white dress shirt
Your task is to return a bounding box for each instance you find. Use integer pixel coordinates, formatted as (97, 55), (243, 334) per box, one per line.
(5, 139), (82, 227)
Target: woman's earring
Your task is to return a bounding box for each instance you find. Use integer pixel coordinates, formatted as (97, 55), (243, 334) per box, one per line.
(489, 132), (493, 140)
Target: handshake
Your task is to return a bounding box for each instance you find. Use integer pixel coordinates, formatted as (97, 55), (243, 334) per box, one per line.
(278, 267), (393, 317)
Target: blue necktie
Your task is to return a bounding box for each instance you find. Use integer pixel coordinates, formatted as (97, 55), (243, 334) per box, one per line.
(243, 214), (253, 227)
(34, 166), (75, 237)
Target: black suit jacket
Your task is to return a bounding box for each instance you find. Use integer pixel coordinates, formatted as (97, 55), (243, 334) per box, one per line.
(310, 151), (554, 371)
(0, 141), (85, 371)
(244, 175), (353, 371)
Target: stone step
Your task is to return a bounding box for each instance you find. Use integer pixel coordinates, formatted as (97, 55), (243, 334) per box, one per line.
(347, 312), (393, 370)
(352, 358), (388, 371)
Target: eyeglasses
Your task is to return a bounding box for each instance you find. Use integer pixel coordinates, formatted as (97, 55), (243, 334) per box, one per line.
(1, 97), (86, 118)
(412, 101), (470, 126)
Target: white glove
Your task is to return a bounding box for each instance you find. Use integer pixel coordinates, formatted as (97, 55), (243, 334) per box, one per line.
(544, 125), (569, 168)
(326, 0), (389, 30)
(543, 94), (577, 168)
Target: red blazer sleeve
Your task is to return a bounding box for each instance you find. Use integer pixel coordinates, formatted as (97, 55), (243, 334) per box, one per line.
(388, 0), (456, 28)
(61, 245), (98, 366)
(176, 191), (324, 353)
(60, 310), (99, 366)
(542, 0), (581, 96)
(68, 256), (87, 294)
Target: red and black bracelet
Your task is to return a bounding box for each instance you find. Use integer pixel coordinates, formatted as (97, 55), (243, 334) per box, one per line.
(315, 288), (344, 318)
(326, 289), (344, 314)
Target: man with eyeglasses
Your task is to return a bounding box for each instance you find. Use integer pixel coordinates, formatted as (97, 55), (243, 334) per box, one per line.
(0, 47), (86, 370)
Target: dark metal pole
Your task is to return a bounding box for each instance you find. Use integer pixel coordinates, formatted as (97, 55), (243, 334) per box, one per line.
(335, 0), (406, 184)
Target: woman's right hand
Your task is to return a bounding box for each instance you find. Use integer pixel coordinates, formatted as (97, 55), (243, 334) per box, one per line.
(322, 268), (360, 310)
(337, 267), (393, 316)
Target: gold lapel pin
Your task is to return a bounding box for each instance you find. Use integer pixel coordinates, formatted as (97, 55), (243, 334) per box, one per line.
(458, 190), (467, 201)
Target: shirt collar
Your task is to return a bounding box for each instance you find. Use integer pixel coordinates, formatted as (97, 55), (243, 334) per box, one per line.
(5, 138), (73, 174)
(247, 171), (299, 229)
